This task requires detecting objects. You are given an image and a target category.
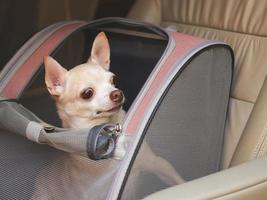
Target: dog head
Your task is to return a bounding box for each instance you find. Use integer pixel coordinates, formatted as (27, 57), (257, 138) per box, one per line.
(44, 32), (124, 126)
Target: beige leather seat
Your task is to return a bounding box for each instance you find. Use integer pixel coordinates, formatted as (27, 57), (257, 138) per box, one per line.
(128, 0), (267, 199)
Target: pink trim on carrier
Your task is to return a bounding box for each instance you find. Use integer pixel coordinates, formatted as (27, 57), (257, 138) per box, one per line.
(1, 22), (86, 99)
(126, 32), (205, 134)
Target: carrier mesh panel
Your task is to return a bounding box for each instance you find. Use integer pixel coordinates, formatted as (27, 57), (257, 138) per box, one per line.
(0, 136), (120, 200)
(121, 46), (232, 199)
(0, 129), (61, 200)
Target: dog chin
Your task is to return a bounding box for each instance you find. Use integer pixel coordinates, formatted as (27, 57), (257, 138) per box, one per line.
(96, 104), (123, 116)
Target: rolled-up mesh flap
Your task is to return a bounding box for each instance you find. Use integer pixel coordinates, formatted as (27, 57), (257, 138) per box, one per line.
(0, 101), (119, 159)
(36, 123), (89, 156)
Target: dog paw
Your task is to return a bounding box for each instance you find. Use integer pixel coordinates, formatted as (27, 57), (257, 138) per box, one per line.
(113, 134), (132, 160)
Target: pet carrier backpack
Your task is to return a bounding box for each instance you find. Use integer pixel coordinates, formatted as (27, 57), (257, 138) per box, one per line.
(0, 18), (233, 199)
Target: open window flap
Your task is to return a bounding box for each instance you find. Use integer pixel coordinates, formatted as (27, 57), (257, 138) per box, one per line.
(0, 101), (127, 160)
(0, 18), (167, 101)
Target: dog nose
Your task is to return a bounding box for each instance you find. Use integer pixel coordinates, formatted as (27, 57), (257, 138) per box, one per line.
(110, 90), (123, 103)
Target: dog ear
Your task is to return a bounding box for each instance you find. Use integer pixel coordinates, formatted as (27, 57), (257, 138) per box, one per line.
(44, 56), (67, 96)
(88, 32), (110, 70)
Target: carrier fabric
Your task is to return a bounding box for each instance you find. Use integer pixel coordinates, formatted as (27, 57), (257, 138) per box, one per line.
(0, 19), (232, 200)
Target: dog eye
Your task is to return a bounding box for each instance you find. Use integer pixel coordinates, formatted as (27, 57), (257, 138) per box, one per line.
(111, 75), (119, 87)
(80, 88), (94, 100)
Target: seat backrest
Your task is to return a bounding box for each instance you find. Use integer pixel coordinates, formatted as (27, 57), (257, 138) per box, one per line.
(128, 0), (267, 168)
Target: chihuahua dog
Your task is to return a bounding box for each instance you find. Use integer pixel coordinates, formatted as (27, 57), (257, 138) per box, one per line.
(32, 32), (184, 200)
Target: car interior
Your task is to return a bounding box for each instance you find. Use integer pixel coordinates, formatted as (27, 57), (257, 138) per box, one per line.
(1, 0), (267, 199)
(127, 0), (267, 199)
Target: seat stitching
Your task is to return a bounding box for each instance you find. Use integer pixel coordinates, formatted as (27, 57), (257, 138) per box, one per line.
(258, 124), (267, 157)
(252, 123), (267, 159)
